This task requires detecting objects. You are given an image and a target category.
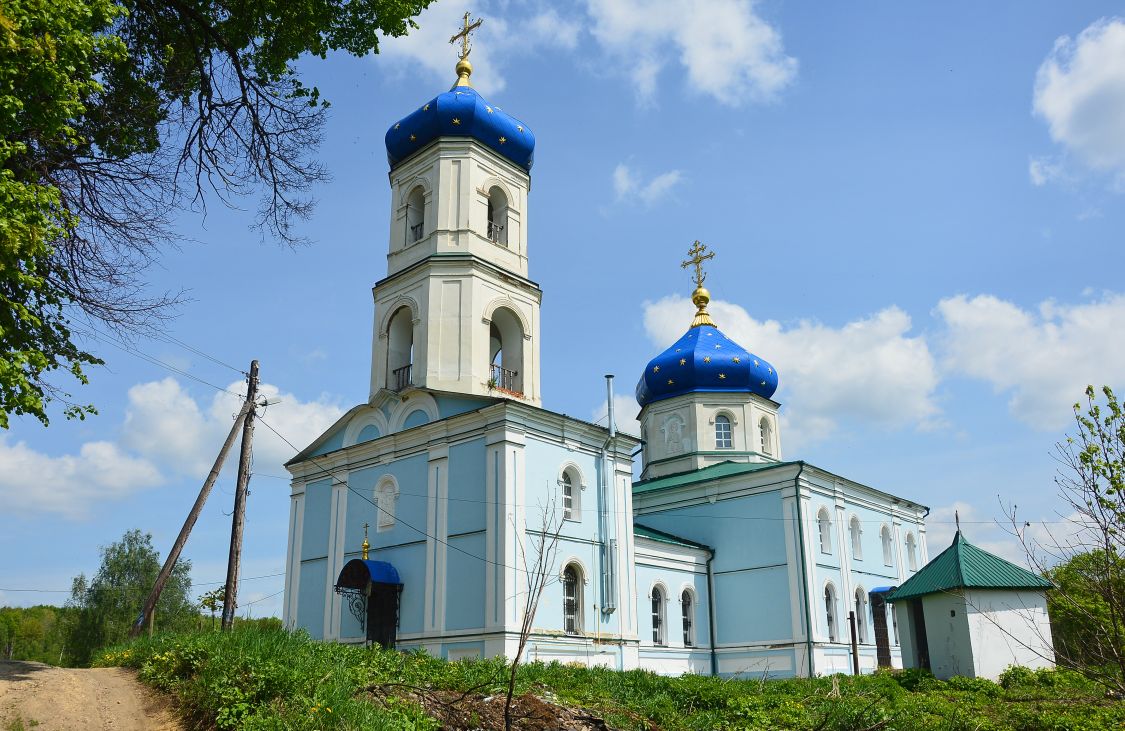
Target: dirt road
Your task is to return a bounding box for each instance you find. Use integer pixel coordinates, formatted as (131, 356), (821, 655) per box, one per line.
(0, 661), (181, 731)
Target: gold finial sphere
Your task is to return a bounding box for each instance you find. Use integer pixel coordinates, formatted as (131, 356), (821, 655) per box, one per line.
(692, 286), (710, 309)
(455, 57), (473, 85)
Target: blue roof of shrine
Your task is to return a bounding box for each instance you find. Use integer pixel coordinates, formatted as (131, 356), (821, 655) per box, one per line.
(635, 324), (778, 408)
(385, 85), (534, 172)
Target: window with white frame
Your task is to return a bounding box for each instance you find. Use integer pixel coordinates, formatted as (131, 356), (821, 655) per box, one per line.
(681, 590), (694, 647)
(817, 508), (832, 554)
(759, 417), (773, 455)
(375, 478), (397, 531)
(824, 583), (838, 642)
(559, 466), (582, 521)
(715, 414), (733, 449)
(850, 515), (863, 560)
(563, 564), (581, 634)
(651, 586), (665, 645)
(881, 525), (894, 566)
(906, 532), (918, 571)
(854, 588), (868, 644)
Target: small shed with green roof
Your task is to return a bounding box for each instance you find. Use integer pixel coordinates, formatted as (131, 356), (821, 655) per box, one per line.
(887, 531), (1054, 680)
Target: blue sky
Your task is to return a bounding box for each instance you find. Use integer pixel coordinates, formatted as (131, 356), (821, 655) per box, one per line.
(3, 1), (1124, 618)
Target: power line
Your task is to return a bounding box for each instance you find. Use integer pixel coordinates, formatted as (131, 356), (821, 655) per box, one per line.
(150, 332), (246, 375)
(250, 472), (1076, 526)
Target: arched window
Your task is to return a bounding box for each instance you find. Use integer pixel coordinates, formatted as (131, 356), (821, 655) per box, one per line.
(759, 417), (773, 455)
(406, 186), (425, 243)
(560, 467), (582, 521)
(890, 602), (899, 645)
(386, 306), (414, 391)
(486, 186), (508, 245)
(881, 525), (894, 566)
(854, 588), (868, 644)
(681, 590), (694, 647)
(375, 477), (398, 531)
(715, 414), (733, 449)
(563, 564), (581, 634)
(651, 586), (665, 645)
(850, 515), (863, 560)
(488, 308), (524, 396)
(906, 533), (918, 571)
(817, 508), (832, 555)
(824, 583), (838, 642)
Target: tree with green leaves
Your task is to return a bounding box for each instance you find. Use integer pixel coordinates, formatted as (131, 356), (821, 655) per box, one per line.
(0, 0), (430, 427)
(1008, 385), (1125, 693)
(198, 586), (224, 630)
(64, 528), (194, 665)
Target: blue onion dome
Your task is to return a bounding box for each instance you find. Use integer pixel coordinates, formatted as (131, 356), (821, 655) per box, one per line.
(636, 284), (779, 408)
(384, 54), (534, 172)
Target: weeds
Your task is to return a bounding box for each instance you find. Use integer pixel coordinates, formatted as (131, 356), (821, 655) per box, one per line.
(96, 628), (1125, 730)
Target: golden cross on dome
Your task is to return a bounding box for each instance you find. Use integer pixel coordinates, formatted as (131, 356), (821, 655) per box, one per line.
(681, 240), (715, 288)
(361, 522), (370, 560)
(450, 12), (483, 61)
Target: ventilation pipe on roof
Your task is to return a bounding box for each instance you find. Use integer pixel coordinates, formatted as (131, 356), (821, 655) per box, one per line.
(601, 375), (618, 614)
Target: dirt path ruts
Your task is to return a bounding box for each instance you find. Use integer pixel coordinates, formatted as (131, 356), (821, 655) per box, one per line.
(0, 660), (181, 731)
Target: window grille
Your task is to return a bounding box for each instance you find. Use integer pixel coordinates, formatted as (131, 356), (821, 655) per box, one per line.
(715, 415), (732, 449)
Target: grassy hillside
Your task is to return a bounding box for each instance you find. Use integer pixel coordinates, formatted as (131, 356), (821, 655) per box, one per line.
(97, 627), (1123, 730)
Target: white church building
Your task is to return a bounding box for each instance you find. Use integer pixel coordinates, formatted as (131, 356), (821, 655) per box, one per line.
(282, 27), (930, 678)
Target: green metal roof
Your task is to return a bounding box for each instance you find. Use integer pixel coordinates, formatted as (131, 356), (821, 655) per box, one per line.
(887, 532), (1051, 602)
(633, 524), (712, 552)
(632, 460), (798, 495)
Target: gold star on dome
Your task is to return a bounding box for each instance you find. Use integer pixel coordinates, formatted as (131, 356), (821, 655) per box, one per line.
(706, 332), (713, 336)
(486, 106), (493, 113)
(679, 358), (687, 366)
(703, 356), (711, 363)
(667, 379), (675, 386)
(754, 359), (759, 366)
(675, 348), (681, 352)
(394, 123), (400, 129)
(719, 373), (727, 380)
(768, 368), (773, 374)
(760, 380), (767, 386)
(423, 103), (430, 111)
(499, 136), (507, 144)
(517, 125), (524, 132)
(409, 134), (416, 141)
(452, 118), (461, 125)
(715, 344), (722, 349)
(652, 365), (660, 373)
(732, 357), (741, 364)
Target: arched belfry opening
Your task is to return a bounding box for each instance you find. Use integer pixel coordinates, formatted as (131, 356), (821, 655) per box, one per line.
(486, 186), (508, 246)
(387, 306), (414, 391)
(488, 307), (524, 395)
(406, 186), (425, 244)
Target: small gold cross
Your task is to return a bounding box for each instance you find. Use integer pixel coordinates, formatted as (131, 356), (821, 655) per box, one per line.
(450, 11), (483, 61)
(681, 240), (715, 288)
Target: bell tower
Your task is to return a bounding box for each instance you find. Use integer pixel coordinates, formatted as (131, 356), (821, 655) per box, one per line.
(370, 14), (542, 406)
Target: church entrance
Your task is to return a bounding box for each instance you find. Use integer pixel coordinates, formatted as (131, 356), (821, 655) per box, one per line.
(334, 558), (403, 649)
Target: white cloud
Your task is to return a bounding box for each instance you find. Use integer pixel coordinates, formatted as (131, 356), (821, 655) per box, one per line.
(1033, 18), (1125, 175)
(613, 163), (683, 205)
(1028, 155), (1067, 186)
(927, 501), (1028, 565)
(0, 437), (162, 519)
(1, 378), (344, 519)
(375, 2), (581, 95)
(642, 297), (941, 446)
(587, 0), (797, 105)
(936, 293), (1125, 429)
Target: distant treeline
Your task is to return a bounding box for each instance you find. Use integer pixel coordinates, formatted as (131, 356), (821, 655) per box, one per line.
(1, 529), (281, 667)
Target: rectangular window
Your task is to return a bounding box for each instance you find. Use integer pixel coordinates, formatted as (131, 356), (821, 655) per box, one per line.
(564, 581), (577, 634)
(681, 598), (693, 646)
(715, 419), (733, 449)
(652, 596), (663, 645)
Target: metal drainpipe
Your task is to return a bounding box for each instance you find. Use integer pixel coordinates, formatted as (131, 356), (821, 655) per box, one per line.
(601, 375), (617, 615)
(706, 549), (718, 677)
(793, 462), (814, 677)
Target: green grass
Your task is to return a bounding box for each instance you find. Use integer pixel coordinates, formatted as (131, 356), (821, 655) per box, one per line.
(96, 628), (1125, 730)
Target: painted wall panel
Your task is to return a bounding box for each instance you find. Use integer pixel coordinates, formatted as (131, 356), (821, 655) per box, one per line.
(713, 566), (794, 644)
(300, 478), (333, 561)
(297, 559), (327, 637)
(447, 439), (487, 536)
(444, 532), (487, 631)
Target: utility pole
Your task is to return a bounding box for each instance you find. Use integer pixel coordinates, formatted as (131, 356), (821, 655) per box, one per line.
(222, 360), (259, 631)
(849, 611), (860, 676)
(130, 398), (253, 637)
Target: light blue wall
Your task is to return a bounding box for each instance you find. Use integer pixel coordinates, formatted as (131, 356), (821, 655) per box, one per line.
(308, 429), (346, 458)
(357, 424), (381, 443)
(447, 439), (487, 535)
(296, 559), (327, 636)
(434, 394), (493, 419)
(301, 478), (333, 562)
(638, 489), (796, 644)
(444, 532), (487, 631)
(403, 409), (430, 429)
(634, 557), (710, 648)
(347, 454), (430, 549)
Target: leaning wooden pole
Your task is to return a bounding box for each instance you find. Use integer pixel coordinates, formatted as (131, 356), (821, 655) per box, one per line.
(222, 360), (259, 630)
(130, 398), (253, 637)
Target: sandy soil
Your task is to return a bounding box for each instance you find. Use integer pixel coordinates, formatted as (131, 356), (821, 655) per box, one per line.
(0, 661), (181, 731)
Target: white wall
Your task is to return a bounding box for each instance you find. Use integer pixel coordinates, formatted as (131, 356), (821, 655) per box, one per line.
(964, 589), (1055, 680)
(921, 593), (973, 680)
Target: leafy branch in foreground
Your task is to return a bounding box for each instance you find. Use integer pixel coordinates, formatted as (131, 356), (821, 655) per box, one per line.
(0, 0), (431, 426)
